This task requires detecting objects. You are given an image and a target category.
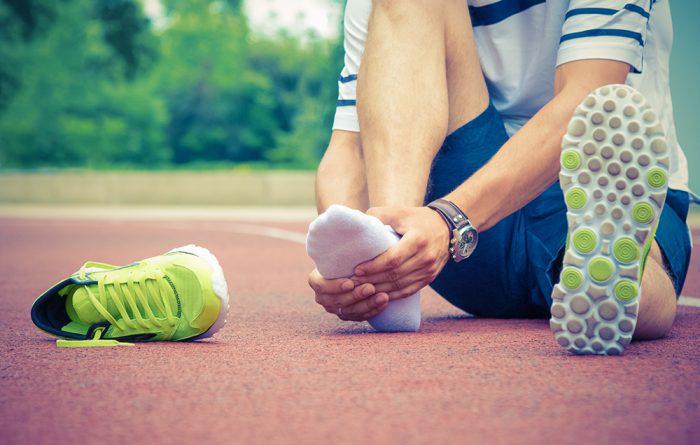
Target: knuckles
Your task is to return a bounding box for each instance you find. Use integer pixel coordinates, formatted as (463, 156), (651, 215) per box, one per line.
(386, 255), (402, 270)
(419, 255), (435, 267)
(387, 269), (401, 285)
(351, 288), (366, 302)
(414, 236), (429, 249)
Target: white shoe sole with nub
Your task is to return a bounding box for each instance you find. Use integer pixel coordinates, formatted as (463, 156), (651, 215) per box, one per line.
(551, 84), (669, 355)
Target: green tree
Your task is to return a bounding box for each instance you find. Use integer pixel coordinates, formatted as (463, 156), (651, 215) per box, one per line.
(250, 34), (342, 167)
(155, 0), (278, 164)
(0, 0), (345, 169)
(0, 0), (168, 167)
(0, 0), (156, 110)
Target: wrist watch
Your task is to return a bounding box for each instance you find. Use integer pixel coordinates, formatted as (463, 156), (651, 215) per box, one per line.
(426, 198), (479, 263)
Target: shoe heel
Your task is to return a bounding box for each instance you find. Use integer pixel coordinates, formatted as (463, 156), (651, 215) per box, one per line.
(168, 244), (230, 339)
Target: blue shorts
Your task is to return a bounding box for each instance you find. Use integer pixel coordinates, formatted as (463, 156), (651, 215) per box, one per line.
(425, 102), (693, 318)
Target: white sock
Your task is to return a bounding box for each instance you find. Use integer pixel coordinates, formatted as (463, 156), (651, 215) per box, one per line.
(306, 204), (421, 332)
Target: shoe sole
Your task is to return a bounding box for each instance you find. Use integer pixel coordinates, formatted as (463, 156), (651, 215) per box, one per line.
(550, 84), (670, 355)
(169, 244), (230, 340)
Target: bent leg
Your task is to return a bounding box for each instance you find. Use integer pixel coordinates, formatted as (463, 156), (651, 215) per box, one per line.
(357, 0), (526, 317)
(547, 84), (686, 354)
(357, 0), (488, 207)
(308, 0), (494, 329)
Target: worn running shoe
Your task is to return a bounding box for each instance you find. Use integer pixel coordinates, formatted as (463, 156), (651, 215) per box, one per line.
(31, 245), (230, 347)
(551, 84), (669, 355)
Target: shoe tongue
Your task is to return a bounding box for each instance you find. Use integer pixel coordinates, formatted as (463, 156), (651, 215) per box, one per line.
(66, 286), (107, 325)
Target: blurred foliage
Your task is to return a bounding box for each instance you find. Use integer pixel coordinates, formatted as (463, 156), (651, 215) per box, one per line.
(0, 0), (342, 169)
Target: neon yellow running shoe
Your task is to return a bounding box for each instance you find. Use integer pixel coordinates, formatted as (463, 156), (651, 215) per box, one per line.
(31, 245), (230, 347)
(551, 85), (669, 355)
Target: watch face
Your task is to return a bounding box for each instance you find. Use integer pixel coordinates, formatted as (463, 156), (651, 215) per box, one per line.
(456, 227), (478, 260)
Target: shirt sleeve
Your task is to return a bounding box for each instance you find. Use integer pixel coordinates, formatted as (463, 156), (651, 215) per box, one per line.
(557, 0), (653, 73)
(332, 0), (371, 132)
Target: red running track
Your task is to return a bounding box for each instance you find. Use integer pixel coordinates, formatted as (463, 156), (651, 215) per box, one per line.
(0, 218), (698, 445)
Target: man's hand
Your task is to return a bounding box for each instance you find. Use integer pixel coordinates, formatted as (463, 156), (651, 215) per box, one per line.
(308, 269), (389, 321)
(353, 206), (450, 299)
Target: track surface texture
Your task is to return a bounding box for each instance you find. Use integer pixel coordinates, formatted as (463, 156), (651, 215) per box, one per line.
(1, 216), (698, 445)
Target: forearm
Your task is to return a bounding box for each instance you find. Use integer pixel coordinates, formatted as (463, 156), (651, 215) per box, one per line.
(446, 60), (629, 231)
(445, 88), (583, 231)
(315, 130), (368, 213)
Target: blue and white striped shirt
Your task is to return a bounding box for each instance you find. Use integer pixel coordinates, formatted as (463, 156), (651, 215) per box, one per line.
(333, 0), (688, 192)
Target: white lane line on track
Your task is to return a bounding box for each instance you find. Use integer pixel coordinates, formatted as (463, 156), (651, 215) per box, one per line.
(223, 223), (307, 244)
(679, 296), (700, 308)
(161, 221), (308, 244)
(160, 221), (700, 307)
(0, 205), (317, 222)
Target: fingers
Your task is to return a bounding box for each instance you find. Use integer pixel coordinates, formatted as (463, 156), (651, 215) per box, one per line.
(353, 252), (424, 288)
(315, 283), (376, 313)
(386, 281), (426, 301)
(354, 258), (436, 299)
(308, 269), (355, 294)
(337, 292), (389, 321)
(354, 232), (424, 277)
(309, 267), (390, 322)
(370, 255), (441, 294)
(375, 276), (430, 295)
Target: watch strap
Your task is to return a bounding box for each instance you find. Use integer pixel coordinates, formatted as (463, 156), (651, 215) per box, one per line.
(427, 199), (469, 230)
(429, 202), (453, 228)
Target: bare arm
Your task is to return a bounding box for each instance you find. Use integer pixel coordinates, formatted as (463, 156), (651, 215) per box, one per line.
(355, 59), (632, 297)
(315, 130), (368, 213)
(446, 59), (630, 231)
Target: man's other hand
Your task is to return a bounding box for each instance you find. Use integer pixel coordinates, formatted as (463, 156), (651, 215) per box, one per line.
(353, 207), (450, 299)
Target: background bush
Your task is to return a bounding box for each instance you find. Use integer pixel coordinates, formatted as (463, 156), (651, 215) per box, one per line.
(0, 0), (342, 169)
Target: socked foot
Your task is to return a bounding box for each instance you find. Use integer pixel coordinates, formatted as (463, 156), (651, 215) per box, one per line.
(306, 205), (421, 332)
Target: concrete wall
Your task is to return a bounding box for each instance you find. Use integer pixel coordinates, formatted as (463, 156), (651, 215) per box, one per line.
(0, 171), (316, 206)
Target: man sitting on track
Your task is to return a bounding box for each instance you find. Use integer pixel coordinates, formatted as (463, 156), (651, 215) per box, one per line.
(305, 0), (695, 354)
